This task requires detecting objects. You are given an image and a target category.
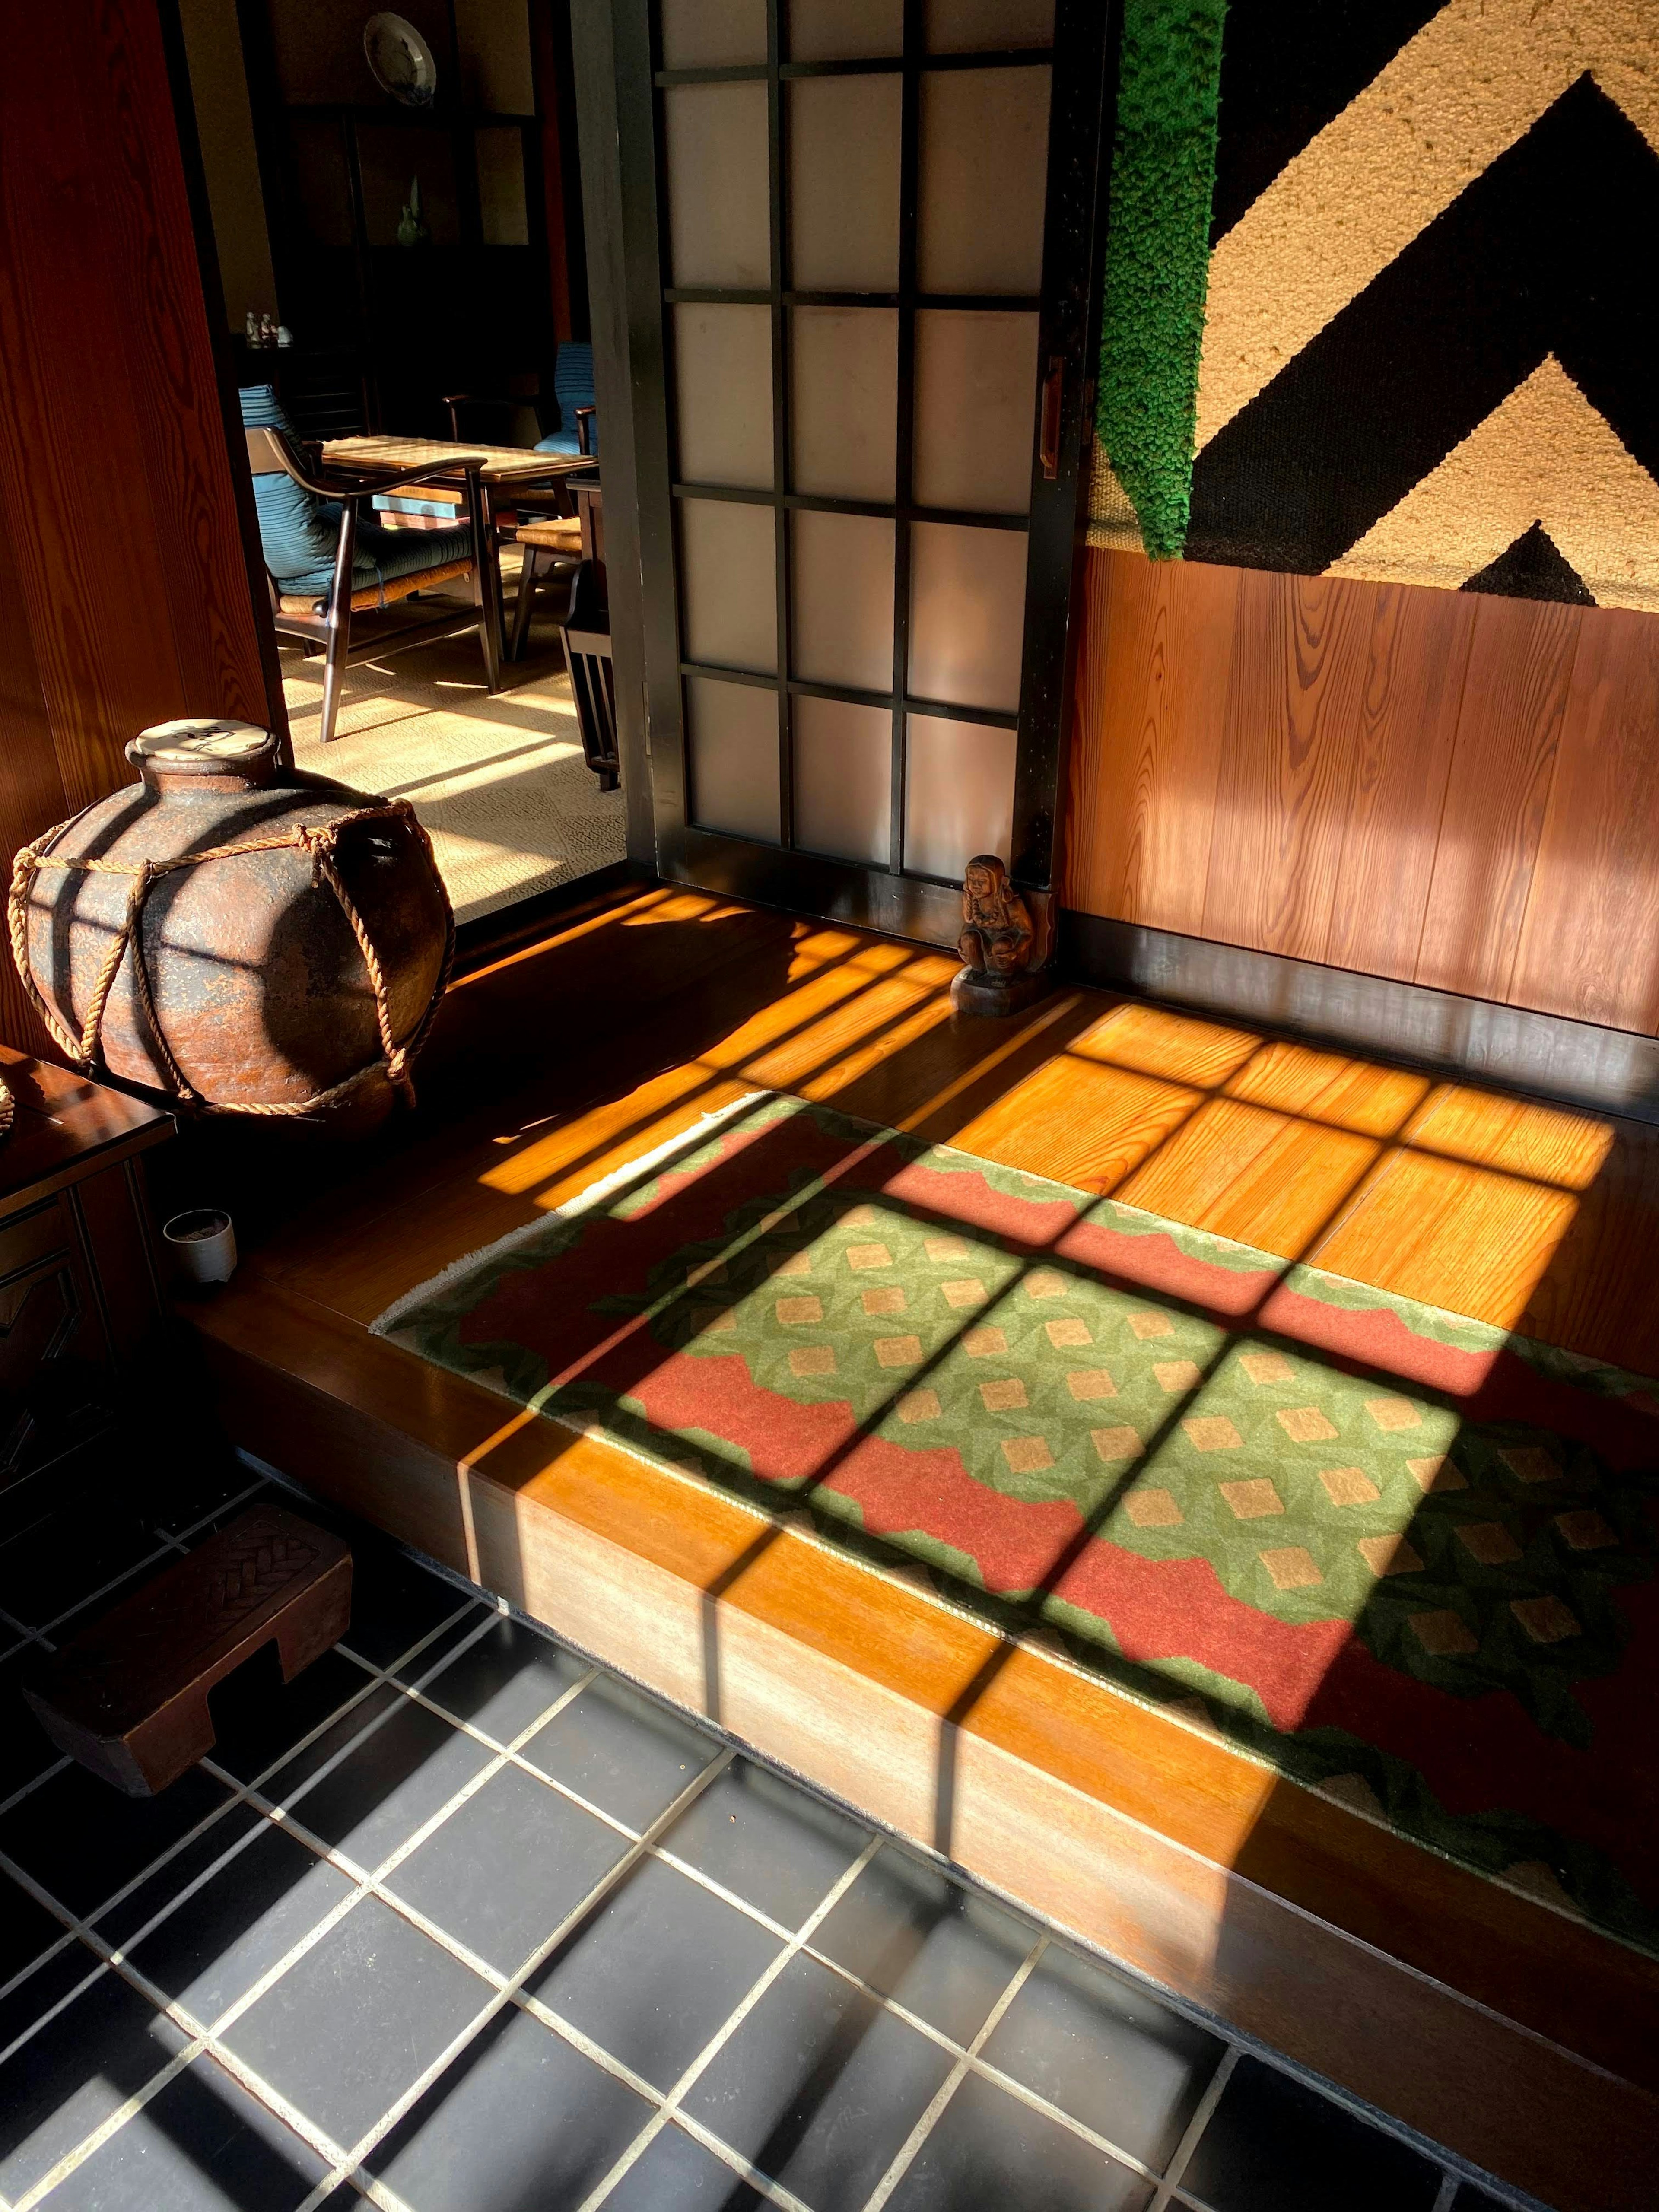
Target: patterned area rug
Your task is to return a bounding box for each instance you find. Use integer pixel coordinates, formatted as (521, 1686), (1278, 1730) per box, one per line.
(376, 1094), (1659, 1955)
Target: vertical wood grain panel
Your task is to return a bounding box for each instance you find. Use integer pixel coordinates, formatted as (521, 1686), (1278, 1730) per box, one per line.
(1325, 583), (1476, 981)
(1414, 594), (1582, 1003)
(1063, 547), (1659, 1040)
(1062, 549), (1239, 934)
(95, 0), (274, 732)
(0, 504), (67, 1059)
(1199, 570), (1373, 963)
(0, 0), (274, 833)
(1509, 608), (1659, 1033)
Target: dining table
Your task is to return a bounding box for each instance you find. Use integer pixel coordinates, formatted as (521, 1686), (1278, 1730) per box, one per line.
(321, 435), (596, 691)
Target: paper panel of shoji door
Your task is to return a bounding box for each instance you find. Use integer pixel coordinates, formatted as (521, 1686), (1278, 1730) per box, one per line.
(674, 305), (774, 488)
(913, 310), (1039, 515)
(687, 677), (780, 842)
(909, 522), (1028, 711)
(680, 500), (778, 673)
(918, 66), (1050, 294)
(791, 511), (895, 693)
(788, 75), (902, 293)
(790, 308), (899, 501)
(789, 0), (903, 60)
(661, 0), (768, 71)
(794, 696), (893, 865)
(925, 0), (1054, 50)
(663, 83), (771, 289)
(904, 714), (1016, 880)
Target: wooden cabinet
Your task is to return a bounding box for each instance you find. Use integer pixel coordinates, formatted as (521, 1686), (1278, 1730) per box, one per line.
(0, 1050), (174, 1497)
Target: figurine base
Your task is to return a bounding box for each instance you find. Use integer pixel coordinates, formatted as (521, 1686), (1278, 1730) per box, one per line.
(949, 966), (1052, 1019)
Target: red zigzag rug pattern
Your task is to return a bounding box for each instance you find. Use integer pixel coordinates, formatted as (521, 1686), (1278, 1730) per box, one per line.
(376, 1094), (1659, 1955)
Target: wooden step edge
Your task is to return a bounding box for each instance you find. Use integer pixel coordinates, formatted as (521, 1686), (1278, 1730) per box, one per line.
(187, 1279), (1659, 2211)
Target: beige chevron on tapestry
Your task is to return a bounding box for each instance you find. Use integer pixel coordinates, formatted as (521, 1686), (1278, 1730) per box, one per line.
(1087, 451), (1146, 556)
(1195, 0), (1659, 454)
(1327, 359), (1659, 613)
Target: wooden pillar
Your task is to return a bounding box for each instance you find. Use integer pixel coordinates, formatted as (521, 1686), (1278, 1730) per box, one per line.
(0, 0), (284, 1054)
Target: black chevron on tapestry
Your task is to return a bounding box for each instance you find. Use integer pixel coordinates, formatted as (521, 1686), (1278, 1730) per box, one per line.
(1186, 75), (1659, 576)
(1209, 0), (1443, 242)
(1460, 524), (1597, 606)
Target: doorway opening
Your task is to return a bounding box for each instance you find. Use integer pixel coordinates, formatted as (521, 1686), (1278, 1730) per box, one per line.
(174, 0), (626, 926)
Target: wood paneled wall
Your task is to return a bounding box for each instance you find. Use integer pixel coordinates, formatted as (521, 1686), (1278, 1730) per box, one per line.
(1063, 548), (1659, 1036)
(0, 0), (282, 1055)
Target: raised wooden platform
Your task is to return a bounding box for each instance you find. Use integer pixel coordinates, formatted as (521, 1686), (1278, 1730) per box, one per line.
(176, 884), (1659, 2210)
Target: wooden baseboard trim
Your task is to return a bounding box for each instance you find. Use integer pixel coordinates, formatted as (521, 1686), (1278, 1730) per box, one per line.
(667, 833), (966, 953)
(1059, 911), (1659, 1127)
(188, 1282), (1659, 2211)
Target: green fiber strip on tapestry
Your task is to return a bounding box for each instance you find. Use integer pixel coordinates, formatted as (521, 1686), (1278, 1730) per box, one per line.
(1097, 0), (1229, 559)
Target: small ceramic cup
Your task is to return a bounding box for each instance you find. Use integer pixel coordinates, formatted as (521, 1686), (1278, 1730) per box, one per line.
(163, 1208), (238, 1286)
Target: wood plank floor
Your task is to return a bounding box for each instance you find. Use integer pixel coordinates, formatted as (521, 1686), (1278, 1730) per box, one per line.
(170, 882), (1659, 2209)
(184, 878), (1659, 1373)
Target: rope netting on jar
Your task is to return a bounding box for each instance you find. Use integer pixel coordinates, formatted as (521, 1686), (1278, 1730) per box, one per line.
(6, 798), (454, 1119)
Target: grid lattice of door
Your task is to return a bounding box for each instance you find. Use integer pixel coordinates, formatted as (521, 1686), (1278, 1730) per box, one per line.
(656, 0), (1054, 884)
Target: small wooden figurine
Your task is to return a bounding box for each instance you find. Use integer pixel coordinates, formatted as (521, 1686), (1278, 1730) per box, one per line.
(950, 854), (1046, 1015)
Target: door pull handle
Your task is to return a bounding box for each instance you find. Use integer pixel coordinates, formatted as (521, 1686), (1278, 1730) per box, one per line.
(1039, 357), (1063, 480)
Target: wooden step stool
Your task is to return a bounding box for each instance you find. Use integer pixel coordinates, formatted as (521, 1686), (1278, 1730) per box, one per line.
(25, 1503), (351, 1796)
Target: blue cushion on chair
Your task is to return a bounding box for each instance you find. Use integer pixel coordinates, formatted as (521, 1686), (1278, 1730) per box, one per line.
(534, 341), (597, 455)
(239, 385), (340, 580)
(242, 385), (474, 604)
(277, 520), (474, 605)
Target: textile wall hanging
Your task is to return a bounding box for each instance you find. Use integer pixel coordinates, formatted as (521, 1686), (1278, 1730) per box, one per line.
(1091, 0), (1659, 612)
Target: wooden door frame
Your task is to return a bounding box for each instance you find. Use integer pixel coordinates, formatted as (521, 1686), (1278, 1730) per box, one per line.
(572, 0), (1119, 943)
(158, 0), (293, 756)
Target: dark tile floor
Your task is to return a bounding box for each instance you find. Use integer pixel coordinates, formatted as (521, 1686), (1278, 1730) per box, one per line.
(0, 1462), (1550, 2212)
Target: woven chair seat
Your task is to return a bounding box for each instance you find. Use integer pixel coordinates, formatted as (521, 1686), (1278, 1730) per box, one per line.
(515, 518), (583, 551)
(279, 558), (474, 616)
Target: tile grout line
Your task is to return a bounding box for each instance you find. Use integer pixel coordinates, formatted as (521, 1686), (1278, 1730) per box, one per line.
(0, 1836), (370, 2209)
(0, 1607), (484, 2020)
(856, 1935), (1049, 2212)
(8, 1618), (1271, 2211)
(1, 1664), (667, 2212)
(290, 1746), (744, 2212)
(6, 1548), (1531, 2212)
(0, 1602), (512, 2189)
(22, 1472), (271, 1646)
(0, 1592), (485, 2025)
(1430, 2174), (1461, 2212)
(572, 1834), (887, 2212)
(0, 1758), (70, 1828)
(1146, 2043), (1239, 2212)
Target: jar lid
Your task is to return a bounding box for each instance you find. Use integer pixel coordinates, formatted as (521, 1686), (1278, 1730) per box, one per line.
(132, 720), (271, 761)
(127, 721), (281, 795)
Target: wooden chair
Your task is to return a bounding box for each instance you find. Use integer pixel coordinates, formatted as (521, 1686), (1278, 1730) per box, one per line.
(444, 346), (597, 458)
(245, 423), (490, 745)
(509, 515), (583, 661)
(559, 562), (620, 792)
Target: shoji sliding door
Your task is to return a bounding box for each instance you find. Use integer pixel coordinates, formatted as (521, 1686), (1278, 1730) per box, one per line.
(616, 0), (1108, 944)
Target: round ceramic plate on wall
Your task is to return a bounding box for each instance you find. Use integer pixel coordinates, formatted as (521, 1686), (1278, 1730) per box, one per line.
(363, 12), (438, 107)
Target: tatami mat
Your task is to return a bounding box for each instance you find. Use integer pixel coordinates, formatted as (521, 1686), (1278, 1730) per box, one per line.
(279, 582), (625, 926)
